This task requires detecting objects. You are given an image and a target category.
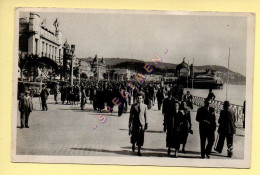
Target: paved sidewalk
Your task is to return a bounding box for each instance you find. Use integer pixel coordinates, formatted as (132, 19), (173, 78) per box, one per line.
(16, 95), (244, 159)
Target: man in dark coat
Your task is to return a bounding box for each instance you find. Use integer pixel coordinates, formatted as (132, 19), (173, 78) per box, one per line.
(106, 87), (115, 113)
(73, 85), (80, 105)
(40, 84), (49, 111)
(156, 88), (164, 110)
(19, 90), (33, 128)
(148, 85), (155, 106)
(144, 88), (152, 109)
(215, 101), (236, 157)
(53, 84), (58, 104)
(162, 91), (175, 132)
(60, 85), (67, 104)
(207, 88), (216, 101)
(196, 98), (216, 158)
(117, 87), (126, 117)
(129, 92), (148, 156)
(97, 87), (105, 112)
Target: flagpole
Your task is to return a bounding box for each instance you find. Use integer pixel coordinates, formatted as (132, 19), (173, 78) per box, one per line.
(226, 48), (230, 101)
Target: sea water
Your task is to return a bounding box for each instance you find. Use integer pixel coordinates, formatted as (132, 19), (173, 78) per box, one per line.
(185, 84), (246, 106)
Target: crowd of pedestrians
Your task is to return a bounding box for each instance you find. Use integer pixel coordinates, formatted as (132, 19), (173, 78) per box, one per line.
(18, 80), (238, 159)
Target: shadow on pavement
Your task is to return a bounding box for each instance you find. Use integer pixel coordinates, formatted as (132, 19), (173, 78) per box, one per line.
(88, 113), (120, 117)
(70, 147), (204, 158)
(119, 128), (164, 134)
(70, 147), (136, 156)
(70, 147), (174, 157)
(235, 134), (245, 137)
(121, 146), (227, 159)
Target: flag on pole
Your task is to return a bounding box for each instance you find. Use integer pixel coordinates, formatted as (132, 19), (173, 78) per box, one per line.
(53, 18), (59, 30)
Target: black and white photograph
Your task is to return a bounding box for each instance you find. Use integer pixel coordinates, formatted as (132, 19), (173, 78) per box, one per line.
(12, 8), (254, 168)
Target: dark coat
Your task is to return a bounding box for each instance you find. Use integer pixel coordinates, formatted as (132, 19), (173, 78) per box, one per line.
(162, 98), (175, 116)
(97, 90), (105, 110)
(73, 86), (80, 101)
(40, 88), (49, 101)
(156, 90), (164, 103)
(19, 96), (33, 112)
(178, 110), (192, 144)
(165, 111), (182, 148)
(89, 88), (95, 101)
(61, 86), (67, 101)
(106, 90), (115, 108)
(196, 106), (216, 132)
(218, 109), (236, 134)
(207, 92), (216, 100)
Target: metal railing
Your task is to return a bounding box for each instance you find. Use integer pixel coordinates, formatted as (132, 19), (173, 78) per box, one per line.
(192, 96), (245, 124)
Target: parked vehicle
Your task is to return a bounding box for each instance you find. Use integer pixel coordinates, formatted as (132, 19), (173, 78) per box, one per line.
(18, 81), (44, 99)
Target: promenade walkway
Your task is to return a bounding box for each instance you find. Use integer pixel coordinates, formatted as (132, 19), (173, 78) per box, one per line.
(16, 95), (244, 159)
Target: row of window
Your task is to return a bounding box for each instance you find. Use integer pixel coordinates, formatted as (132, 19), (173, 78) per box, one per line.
(34, 38), (61, 62)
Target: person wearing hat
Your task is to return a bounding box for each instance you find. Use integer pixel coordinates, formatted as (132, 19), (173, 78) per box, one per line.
(18, 90), (33, 128)
(196, 98), (216, 158)
(215, 101), (236, 157)
(40, 84), (49, 111)
(128, 91), (148, 156)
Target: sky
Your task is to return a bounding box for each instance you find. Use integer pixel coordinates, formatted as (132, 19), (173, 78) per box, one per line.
(20, 11), (248, 75)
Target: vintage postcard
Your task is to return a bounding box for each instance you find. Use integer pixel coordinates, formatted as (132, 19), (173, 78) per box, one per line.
(12, 8), (254, 168)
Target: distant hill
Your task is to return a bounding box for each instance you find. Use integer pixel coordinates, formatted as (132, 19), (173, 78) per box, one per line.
(80, 57), (246, 85)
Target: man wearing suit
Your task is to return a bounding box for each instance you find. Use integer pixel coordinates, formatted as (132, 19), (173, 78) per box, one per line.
(215, 101), (236, 157)
(129, 92), (148, 156)
(196, 98), (216, 158)
(156, 88), (164, 110)
(40, 84), (49, 111)
(19, 90), (33, 128)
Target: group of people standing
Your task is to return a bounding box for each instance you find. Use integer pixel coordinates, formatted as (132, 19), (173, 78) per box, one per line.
(60, 84), (80, 105)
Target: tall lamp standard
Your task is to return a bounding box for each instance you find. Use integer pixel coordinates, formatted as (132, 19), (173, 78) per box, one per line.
(70, 44), (75, 86)
(78, 59), (82, 85)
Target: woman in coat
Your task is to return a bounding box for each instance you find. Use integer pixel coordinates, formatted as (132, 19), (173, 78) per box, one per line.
(178, 101), (192, 153)
(165, 101), (182, 157)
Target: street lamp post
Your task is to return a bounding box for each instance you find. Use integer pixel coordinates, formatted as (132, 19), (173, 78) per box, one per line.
(78, 60), (81, 85)
(70, 44), (75, 86)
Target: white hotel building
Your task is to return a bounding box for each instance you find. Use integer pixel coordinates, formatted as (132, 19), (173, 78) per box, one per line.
(19, 12), (63, 65)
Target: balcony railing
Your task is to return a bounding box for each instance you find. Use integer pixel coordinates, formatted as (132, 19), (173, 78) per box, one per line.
(192, 96), (245, 125)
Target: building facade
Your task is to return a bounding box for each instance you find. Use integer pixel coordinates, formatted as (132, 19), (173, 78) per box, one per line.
(19, 12), (63, 64)
(19, 12), (64, 81)
(90, 55), (106, 81)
